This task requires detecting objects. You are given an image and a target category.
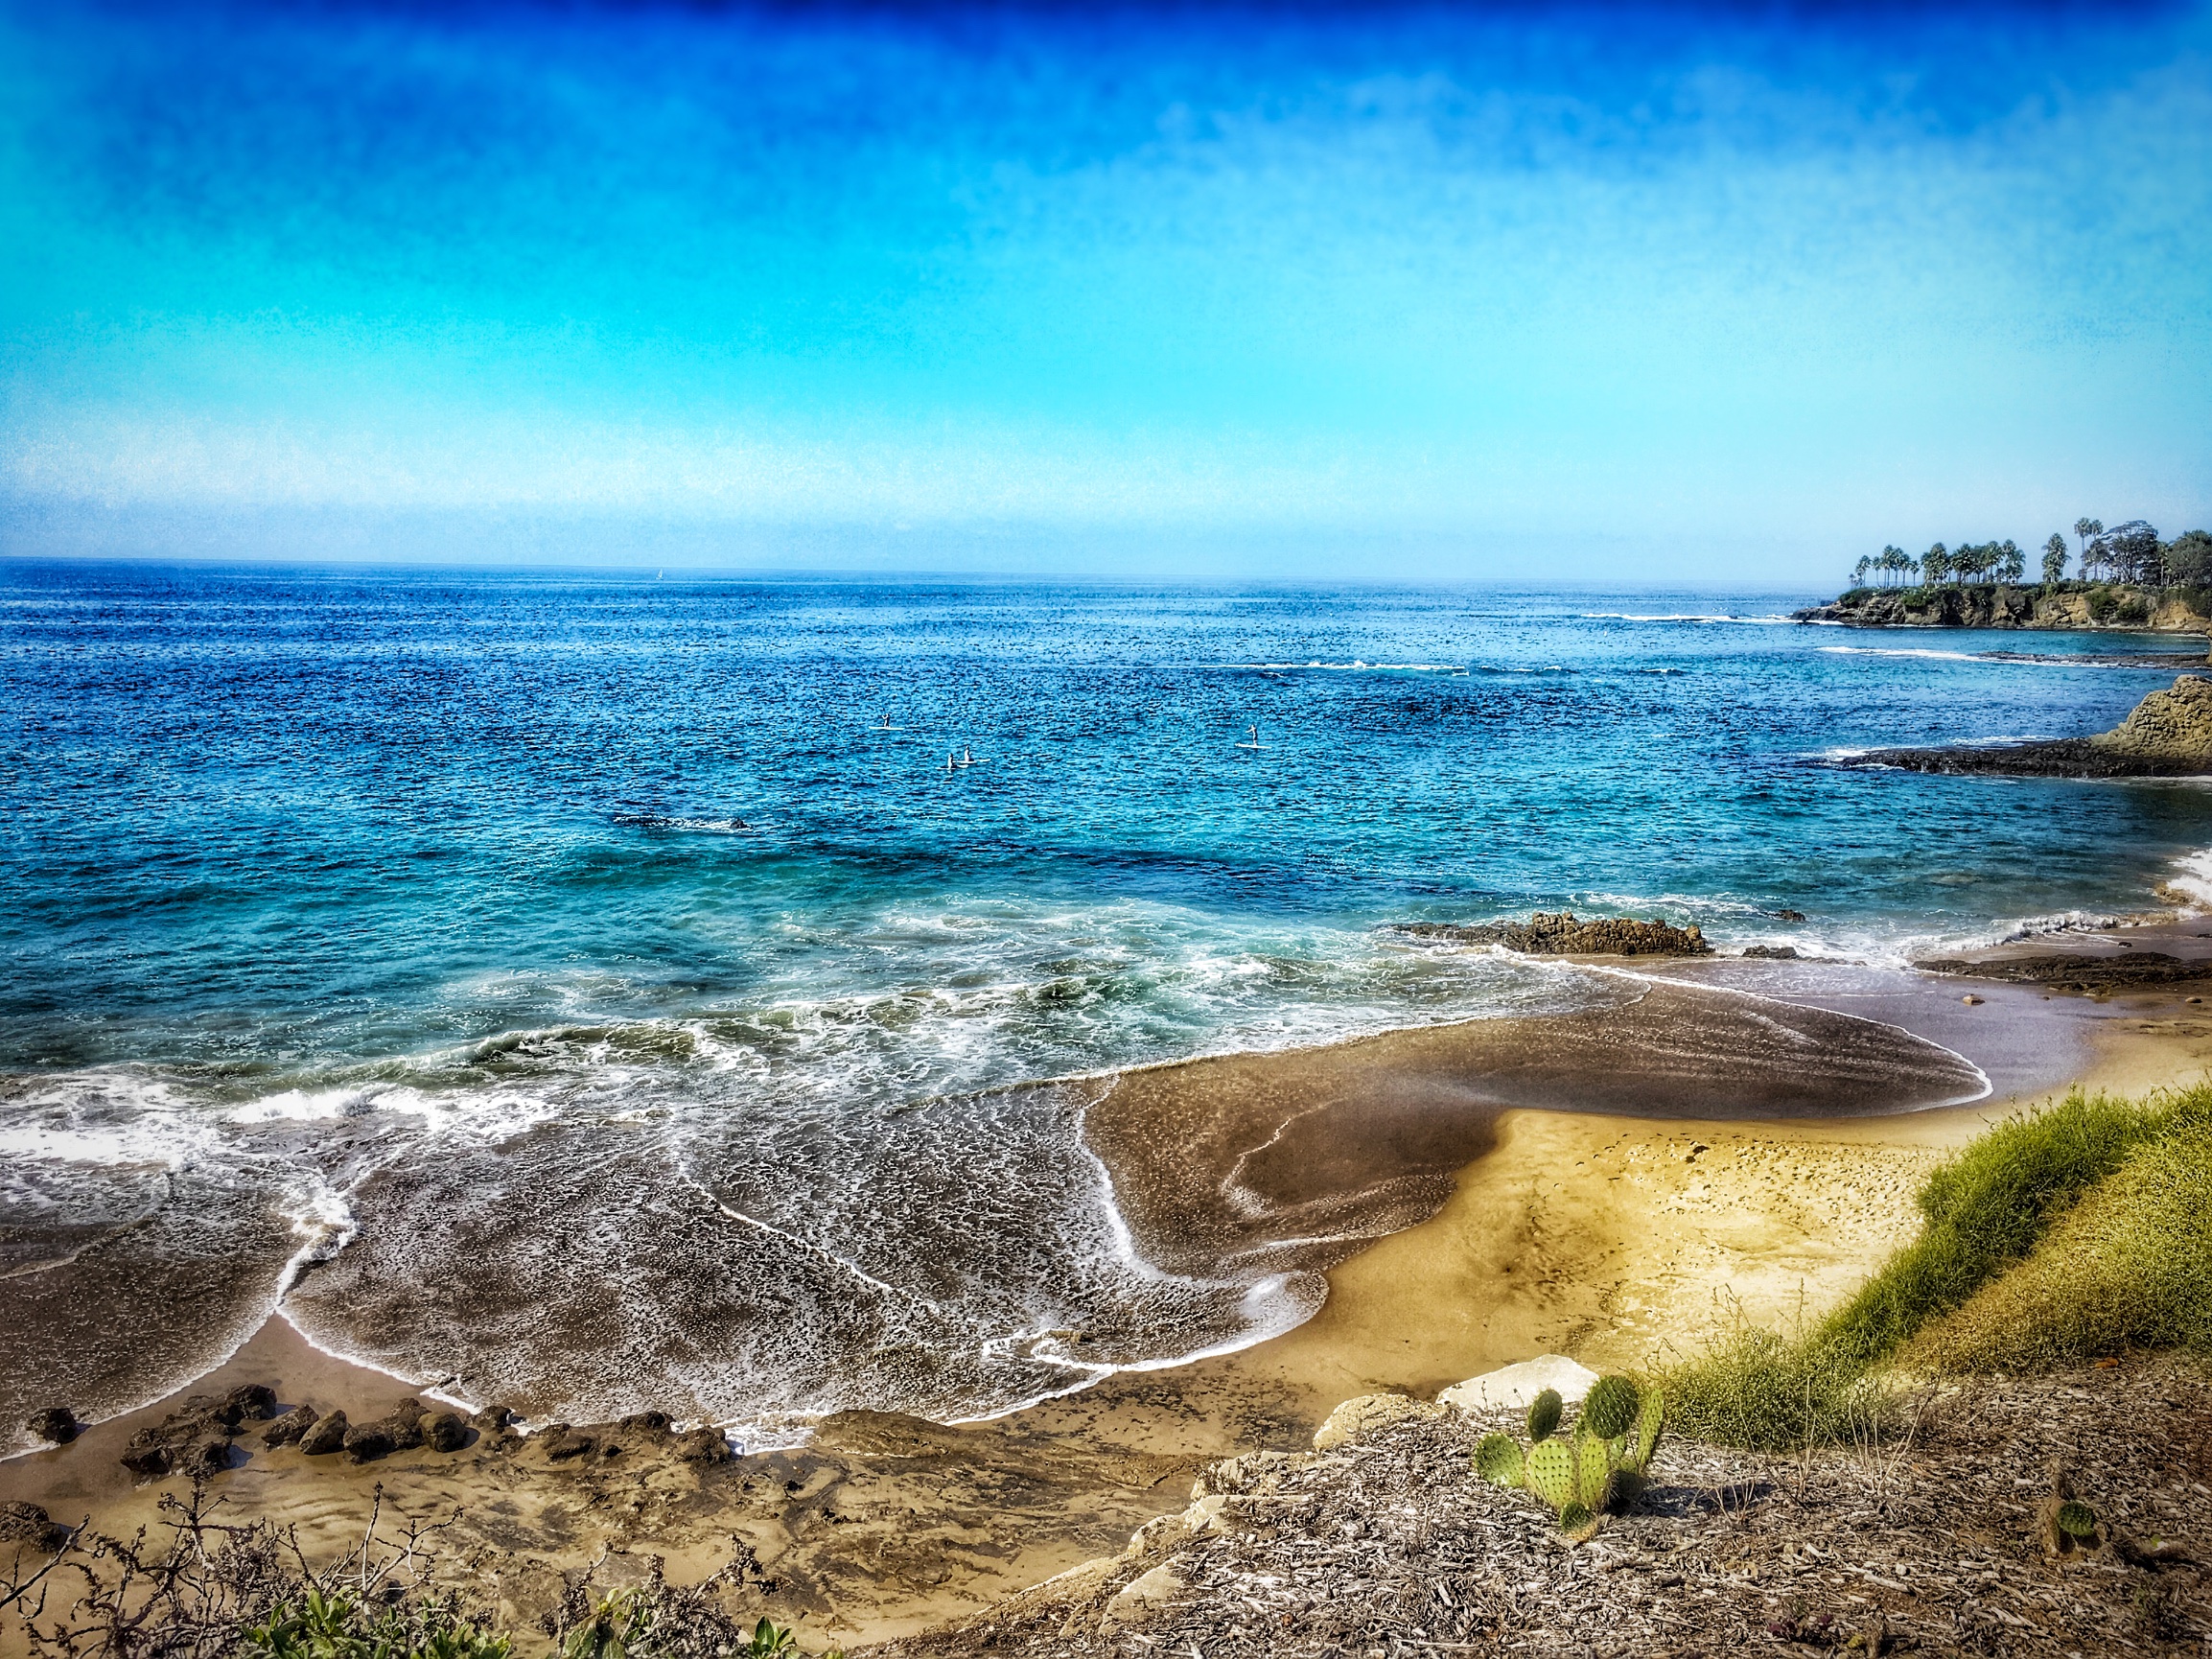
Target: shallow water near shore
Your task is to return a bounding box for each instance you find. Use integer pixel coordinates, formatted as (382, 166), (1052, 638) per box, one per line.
(4, 562), (2210, 1452)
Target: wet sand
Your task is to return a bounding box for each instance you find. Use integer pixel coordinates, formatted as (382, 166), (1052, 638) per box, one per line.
(8, 955), (2212, 1651)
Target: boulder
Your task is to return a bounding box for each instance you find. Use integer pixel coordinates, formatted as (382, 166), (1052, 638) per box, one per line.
(341, 1421), (397, 1463)
(420, 1410), (469, 1453)
(1311, 1392), (1447, 1452)
(298, 1410), (349, 1456)
(674, 1426), (732, 1464)
(1438, 1355), (1600, 1414)
(617, 1410), (672, 1434)
(25, 1407), (80, 1445)
(261, 1405), (319, 1447)
(0, 1503), (67, 1552)
(539, 1424), (594, 1461)
(220, 1385), (279, 1426)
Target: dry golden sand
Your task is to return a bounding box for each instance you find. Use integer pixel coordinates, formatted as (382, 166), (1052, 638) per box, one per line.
(7, 973), (2212, 1652)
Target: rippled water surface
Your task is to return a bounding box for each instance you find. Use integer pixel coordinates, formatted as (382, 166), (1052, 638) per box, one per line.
(4, 562), (2206, 1446)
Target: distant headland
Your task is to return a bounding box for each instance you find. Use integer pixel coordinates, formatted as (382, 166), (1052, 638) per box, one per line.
(1795, 517), (2212, 634)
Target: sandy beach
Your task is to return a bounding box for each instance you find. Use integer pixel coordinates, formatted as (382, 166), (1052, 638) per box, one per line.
(8, 938), (2212, 1651)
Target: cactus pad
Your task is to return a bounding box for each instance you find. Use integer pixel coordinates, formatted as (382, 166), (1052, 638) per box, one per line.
(1556, 1501), (1600, 1543)
(1583, 1375), (1640, 1440)
(1573, 1439), (1617, 1511)
(2057, 1501), (2098, 1539)
(1525, 1388), (1563, 1445)
(1474, 1434), (1524, 1487)
(1632, 1381), (1665, 1470)
(1525, 1438), (1576, 1511)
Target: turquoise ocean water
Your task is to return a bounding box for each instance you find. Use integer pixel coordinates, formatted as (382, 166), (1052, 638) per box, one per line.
(3, 562), (2206, 1446)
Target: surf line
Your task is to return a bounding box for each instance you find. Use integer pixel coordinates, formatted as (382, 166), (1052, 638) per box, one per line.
(1573, 960), (1995, 1109)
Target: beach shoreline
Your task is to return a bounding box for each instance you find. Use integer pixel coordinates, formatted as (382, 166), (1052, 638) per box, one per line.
(8, 943), (2212, 1649)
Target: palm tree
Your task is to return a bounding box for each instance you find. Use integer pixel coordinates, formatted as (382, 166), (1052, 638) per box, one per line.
(2042, 534), (2067, 585)
(1852, 554), (1873, 589)
(2076, 518), (2104, 578)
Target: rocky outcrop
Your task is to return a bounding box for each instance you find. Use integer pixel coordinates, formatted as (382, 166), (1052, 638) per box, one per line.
(1797, 583), (2210, 635)
(1867, 675), (2212, 778)
(25, 1406), (80, 1445)
(116, 1385), (279, 1480)
(1913, 951), (2207, 989)
(1403, 912), (1711, 956)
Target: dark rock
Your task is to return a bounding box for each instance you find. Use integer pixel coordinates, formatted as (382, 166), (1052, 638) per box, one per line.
(1773, 909), (1806, 923)
(377, 1401), (427, 1452)
(618, 1410), (672, 1435)
(676, 1426), (733, 1464)
(26, 1407), (80, 1444)
(540, 1425), (594, 1461)
(1914, 951), (2205, 989)
(342, 1422), (397, 1463)
(471, 1404), (517, 1432)
(1742, 946), (1799, 960)
(1401, 912), (1710, 957)
(221, 1385), (279, 1424)
(298, 1410), (350, 1456)
(0, 1503), (66, 1552)
(420, 1410), (469, 1453)
(262, 1405), (319, 1447)
(119, 1441), (173, 1480)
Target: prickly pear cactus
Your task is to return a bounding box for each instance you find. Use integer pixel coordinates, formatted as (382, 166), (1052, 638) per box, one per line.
(1632, 1381), (1665, 1470)
(1583, 1375), (1640, 1440)
(1573, 1437), (1617, 1511)
(1525, 1388), (1563, 1445)
(2056, 1501), (2098, 1539)
(1525, 1438), (1576, 1511)
(1474, 1434), (1524, 1487)
(1556, 1501), (1600, 1544)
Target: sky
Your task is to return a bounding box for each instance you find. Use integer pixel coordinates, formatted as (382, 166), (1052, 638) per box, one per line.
(3, 0), (2209, 581)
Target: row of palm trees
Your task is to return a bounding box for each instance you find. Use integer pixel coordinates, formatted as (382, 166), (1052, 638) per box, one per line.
(1851, 519), (2176, 590)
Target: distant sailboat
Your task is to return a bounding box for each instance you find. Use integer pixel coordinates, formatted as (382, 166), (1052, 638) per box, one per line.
(1235, 724), (1265, 750)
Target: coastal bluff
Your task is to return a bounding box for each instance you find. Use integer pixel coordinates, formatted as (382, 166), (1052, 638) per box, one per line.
(1796, 581), (2211, 635)
(1866, 674), (2212, 778)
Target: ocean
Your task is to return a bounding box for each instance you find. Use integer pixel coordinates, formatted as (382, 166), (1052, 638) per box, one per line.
(3, 560), (2205, 1450)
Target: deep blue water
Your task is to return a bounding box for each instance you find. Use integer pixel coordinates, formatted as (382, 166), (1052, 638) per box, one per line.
(3, 560), (2207, 1445)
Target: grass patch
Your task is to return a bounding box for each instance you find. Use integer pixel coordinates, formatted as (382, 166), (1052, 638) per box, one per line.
(1904, 1122), (2212, 1372)
(1666, 1085), (2212, 1449)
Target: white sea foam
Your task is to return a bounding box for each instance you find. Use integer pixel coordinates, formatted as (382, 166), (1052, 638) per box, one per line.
(2163, 851), (2212, 909)
(1220, 660), (1465, 672)
(1818, 644), (1987, 662)
(1582, 612), (1794, 624)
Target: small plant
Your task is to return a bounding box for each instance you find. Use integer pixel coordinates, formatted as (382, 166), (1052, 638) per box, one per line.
(2056, 1502), (2099, 1540)
(1472, 1375), (1665, 1543)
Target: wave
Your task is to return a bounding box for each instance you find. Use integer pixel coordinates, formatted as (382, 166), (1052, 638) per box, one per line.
(613, 812), (759, 834)
(2162, 851), (2212, 909)
(1818, 644), (1986, 663)
(1581, 612), (1794, 624)
(1219, 661), (1465, 672)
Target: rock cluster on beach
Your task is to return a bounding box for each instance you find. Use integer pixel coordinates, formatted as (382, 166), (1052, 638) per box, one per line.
(1402, 912), (1711, 956)
(1867, 674), (2212, 778)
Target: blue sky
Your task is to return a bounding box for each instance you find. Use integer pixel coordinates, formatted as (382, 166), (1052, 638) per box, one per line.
(4, 0), (2209, 579)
